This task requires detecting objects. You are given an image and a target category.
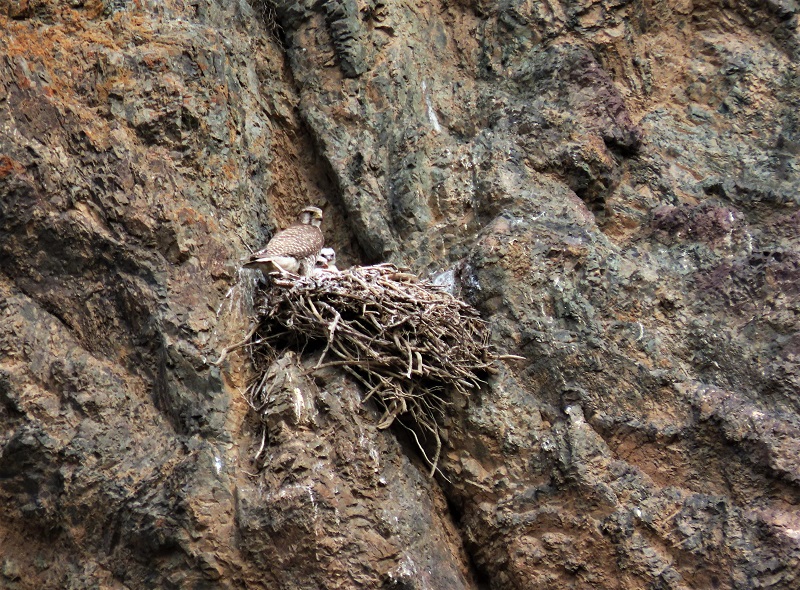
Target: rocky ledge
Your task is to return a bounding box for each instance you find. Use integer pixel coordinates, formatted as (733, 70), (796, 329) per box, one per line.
(1, 0), (798, 588)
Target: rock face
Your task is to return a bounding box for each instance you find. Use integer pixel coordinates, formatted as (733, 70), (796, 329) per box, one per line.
(0, 0), (798, 588)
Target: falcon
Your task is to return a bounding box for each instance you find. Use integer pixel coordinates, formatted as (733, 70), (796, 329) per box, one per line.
(243, 206), (324, 276)
(316, 247), (338, 272)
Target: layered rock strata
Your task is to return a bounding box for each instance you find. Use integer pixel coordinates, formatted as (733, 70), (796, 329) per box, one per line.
(1, 0), (798, 588)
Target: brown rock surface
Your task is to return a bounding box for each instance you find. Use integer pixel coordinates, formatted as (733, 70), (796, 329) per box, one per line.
(1, 0), (798, 588)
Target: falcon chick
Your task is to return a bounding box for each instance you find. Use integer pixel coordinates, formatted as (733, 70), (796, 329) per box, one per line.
(316, 247), (338, 272)
(243, 206), (324, 277)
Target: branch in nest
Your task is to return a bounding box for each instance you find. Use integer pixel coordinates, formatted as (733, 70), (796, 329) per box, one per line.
(245, 263), (518, 475)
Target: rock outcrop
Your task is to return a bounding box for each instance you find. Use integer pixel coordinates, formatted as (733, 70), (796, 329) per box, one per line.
(1, 0), (798, 588)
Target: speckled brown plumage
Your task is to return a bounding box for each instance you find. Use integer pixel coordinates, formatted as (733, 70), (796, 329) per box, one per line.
(262, 223), (323, 258)
(244, 206), (324, 276)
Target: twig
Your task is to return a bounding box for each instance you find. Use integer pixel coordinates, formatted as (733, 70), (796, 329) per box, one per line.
(212, 323), (260, 366)
(242, 263), (524, 477)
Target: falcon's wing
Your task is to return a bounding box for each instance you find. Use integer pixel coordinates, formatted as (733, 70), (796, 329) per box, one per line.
(257, 224), (324, 259)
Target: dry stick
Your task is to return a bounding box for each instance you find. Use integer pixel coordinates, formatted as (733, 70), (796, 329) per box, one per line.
(254, 426), (268, 461)
(341, 364), (374, 392)
(251, 370), (276, 412)
(392, 333), (413, 378)
(314, 309), (341, 369)
(212, 322), (260, 366)
(361, 378), (386, 404)
(246, 264), (518, 476)
(420, 415), (442, 476)
(303, 358), (380, 373)
(399, 415), (441, 477)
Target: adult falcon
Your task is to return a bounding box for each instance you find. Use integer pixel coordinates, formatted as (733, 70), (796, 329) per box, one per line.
(243, 206), (324, 277)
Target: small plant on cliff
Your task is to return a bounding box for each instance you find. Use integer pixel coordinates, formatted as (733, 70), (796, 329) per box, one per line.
(250, 0), (283, 43)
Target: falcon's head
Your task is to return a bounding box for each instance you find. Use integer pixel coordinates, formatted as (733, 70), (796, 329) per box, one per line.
(299, 206), (323, 228)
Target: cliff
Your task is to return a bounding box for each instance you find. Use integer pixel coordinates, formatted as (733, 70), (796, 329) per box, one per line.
(0, 0), (798, 588)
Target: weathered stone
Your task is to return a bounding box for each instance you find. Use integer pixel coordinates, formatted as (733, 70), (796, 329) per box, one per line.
(1, 0), (799, 588)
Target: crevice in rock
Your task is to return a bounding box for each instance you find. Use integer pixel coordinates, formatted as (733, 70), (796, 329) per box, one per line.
(247, 0), (371, 267)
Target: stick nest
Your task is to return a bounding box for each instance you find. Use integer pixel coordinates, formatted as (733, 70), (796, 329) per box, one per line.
(244, 263), (503, 475)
